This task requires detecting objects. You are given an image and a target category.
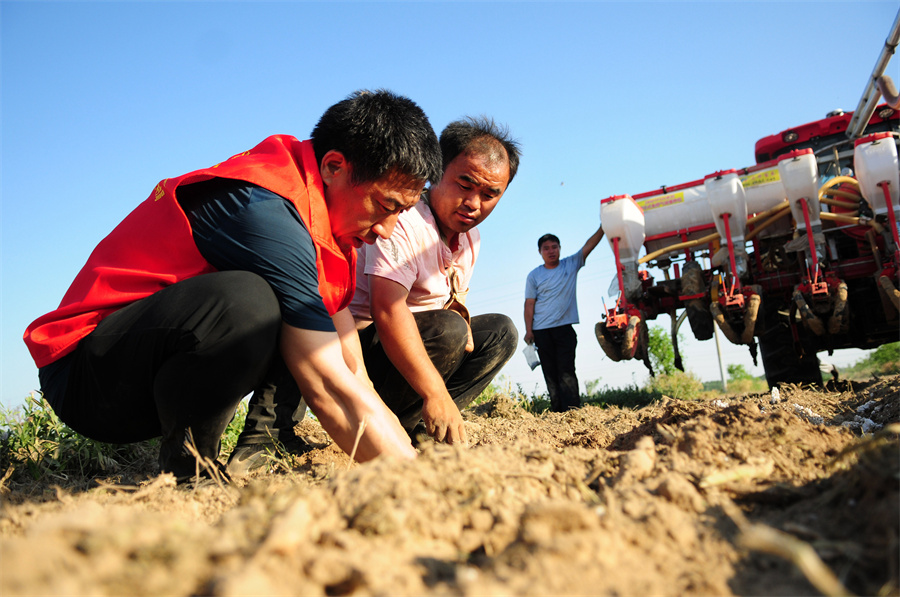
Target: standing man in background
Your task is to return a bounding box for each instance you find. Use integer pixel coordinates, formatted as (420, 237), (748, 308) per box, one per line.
(523, 226), (604, 412)
(350, 117), (521, 445)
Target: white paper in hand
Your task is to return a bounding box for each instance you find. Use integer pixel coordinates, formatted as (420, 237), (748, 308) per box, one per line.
(523, 344), (540, 370)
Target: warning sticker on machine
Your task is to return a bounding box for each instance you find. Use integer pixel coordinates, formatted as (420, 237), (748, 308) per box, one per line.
(637, 191), (684, 212)
(741, 168), (781, 188)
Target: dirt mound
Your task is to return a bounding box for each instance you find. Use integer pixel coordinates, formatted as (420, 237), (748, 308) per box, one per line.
(2, 376), (898, 596)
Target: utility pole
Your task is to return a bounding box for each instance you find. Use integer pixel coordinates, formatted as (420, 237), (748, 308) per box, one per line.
(714, 324), (728, 392)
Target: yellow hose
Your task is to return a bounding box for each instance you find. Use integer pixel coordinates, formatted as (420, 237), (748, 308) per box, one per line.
(748, 200), (790, 225)
(820, 211), (885, 233)
(819, 196), (859, 211)
(822, 188), (861, 201)
(819, 176), (860, 191)
(638, 177), (877, 266)
(639, 231), (719, 265)
(745, 206), (792, 241)
(639, 201), (792, 264)
(820, 211), (862, 225)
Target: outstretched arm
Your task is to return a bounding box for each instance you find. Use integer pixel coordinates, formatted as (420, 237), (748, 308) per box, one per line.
(280, 323), (416, 462)
(581, 225), (605, 262)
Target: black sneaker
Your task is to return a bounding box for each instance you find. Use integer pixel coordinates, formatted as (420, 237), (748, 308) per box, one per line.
(176, 461), (233, 486)
(407, 421), (432, 447)
(159, 432), (230, 484)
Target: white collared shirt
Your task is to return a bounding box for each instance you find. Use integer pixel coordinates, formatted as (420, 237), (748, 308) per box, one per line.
(349, 200), (480, 324)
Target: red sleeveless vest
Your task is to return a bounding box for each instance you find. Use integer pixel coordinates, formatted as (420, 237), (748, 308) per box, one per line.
(24, 135), (356, 368)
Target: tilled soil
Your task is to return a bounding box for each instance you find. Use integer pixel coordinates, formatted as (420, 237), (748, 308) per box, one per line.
(1, 376), (898, 596)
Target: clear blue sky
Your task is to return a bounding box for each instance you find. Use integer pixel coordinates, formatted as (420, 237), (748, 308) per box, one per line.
(2, 1), (896, 408)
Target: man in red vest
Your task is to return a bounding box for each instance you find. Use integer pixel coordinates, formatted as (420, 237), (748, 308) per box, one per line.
(24, 90), (442, 480)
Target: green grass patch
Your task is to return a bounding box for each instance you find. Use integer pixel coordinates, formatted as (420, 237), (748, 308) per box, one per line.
(474, 376), (664, 415)
(583, 382), (663, 409)
(841, 342), (900, 379)
(219, 399), (248, 459)
(471, 376), (551, 413)
(0, 394), (157, 484)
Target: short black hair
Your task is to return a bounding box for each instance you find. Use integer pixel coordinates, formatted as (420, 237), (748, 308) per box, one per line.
(440, 116), (521, 184)
(311, 89), (442, 185)
(538, 233), (560, 249)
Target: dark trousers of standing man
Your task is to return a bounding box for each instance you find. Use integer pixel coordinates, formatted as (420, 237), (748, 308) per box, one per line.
(38, 271), (285, 479)
(533, 324), (580, 412)
(358, 310), (518, 432)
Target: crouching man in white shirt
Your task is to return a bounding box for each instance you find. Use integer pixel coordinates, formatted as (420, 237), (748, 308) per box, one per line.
(350, 117), (521, 446)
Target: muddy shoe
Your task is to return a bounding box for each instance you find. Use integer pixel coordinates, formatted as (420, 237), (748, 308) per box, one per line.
(175, 461), (232, 486)
(225, 437), (310, 477)
(225, 443), (274, 477)
(408, 421), (432, 447)
(159, 431), (230, 484)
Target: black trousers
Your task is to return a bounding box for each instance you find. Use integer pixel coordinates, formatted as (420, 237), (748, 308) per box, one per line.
(533, 324), (580, 412)
(357, 311), (518, 431)
(39, 271), (283, 475)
